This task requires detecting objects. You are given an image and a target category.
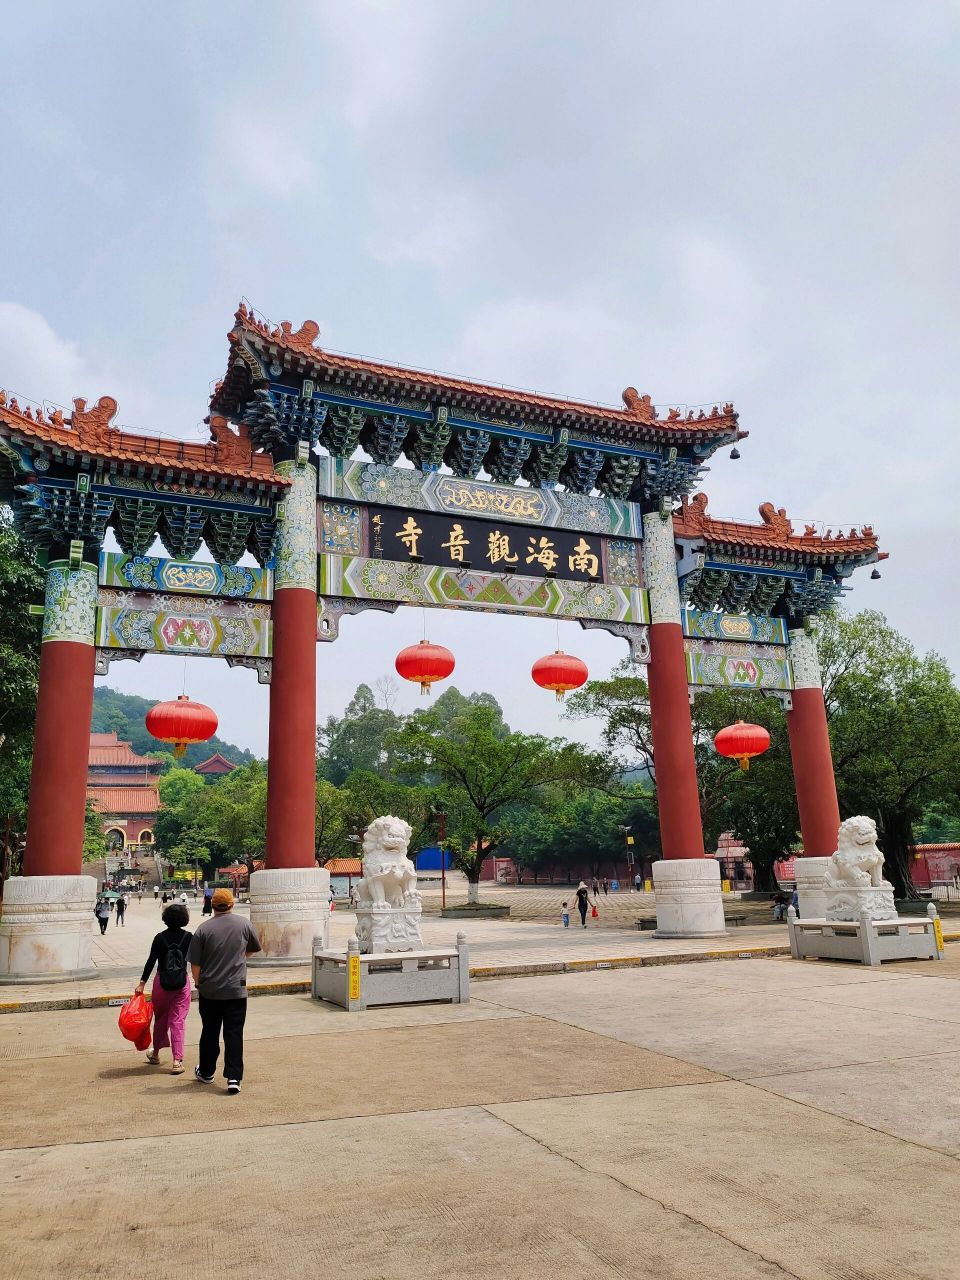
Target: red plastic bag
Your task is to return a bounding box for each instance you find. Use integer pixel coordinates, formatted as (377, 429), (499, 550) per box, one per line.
(118, 993), (153, 1049)
(591, 905), (599, 918)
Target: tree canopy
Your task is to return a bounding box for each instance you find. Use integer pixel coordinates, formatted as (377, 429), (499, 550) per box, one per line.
(391, 695), (614, 901)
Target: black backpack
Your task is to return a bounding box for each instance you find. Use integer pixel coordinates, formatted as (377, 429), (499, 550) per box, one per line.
(159, 932), (188, 991)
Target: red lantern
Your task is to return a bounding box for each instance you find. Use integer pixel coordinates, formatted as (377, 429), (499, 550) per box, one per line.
(146, 694), (218, 759)
(531, 650), (589, 701)
(714, 720), (770, 772)
(395, 640), (455, 695)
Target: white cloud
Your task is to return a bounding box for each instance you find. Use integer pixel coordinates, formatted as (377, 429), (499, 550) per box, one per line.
(0, 302), (178, 439)
(211, 108), (318, 199)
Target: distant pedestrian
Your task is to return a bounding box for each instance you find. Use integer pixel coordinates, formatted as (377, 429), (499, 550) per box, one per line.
(790, 889), (800, 916)
(95, 897), (111, 935)
(189, 888), (262, 1095)
(180, 891), (188, 906)
(202, 887), (213, 917)
(137, 889), (143, 903)
(161, 891), (169, 906)
(115, 894), (126, 927)
(602, 878), (609, 897)
(137, 903), (193, 1075)
(193, 887), (199, 901)
(634, 872), (642, 893)
(153, 885), (159, 901)
(561, 901), (570, 928)
(575, 882), (590, 928)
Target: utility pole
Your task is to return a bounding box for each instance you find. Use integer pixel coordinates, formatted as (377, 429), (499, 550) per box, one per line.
(438, 811), (447, 910)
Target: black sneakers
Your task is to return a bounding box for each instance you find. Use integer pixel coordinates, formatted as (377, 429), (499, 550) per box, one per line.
(194, 1066), (214, 1084)
(227, 1080), (241, 1095)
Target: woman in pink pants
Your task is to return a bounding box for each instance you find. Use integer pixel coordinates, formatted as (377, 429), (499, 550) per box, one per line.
(135, 903), (193, 1074)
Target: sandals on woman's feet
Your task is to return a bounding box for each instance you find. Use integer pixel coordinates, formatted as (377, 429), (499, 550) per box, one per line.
(145, 1051), (161, 1065)
(171, 1060), (184, 1075)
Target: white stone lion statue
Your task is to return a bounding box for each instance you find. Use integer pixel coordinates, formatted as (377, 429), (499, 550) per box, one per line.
(824, 816), (890, 889)
(354, 816), (419, 909)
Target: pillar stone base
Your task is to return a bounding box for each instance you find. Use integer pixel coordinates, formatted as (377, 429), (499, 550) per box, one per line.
(249, 866), (330, 963)
(795, 857), (833, 920)
(0, 875), (98, 980)
(652, 859), (726, 938)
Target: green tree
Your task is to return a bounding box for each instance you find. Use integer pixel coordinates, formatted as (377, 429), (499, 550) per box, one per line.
(391, 700), (613, 903)
(819, 611), (960, 896)
(0, 509), (44, 778)
(316, 683), (403, 784)
(915, 801), (960, 846)
(91, 686), (255, 768)
(569, 666), (800, 887)
(82, 800), (108, 863)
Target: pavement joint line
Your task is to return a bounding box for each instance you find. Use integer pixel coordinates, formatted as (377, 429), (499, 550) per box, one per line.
(741, 1042), (960, 1083)
(481, 1103), (805, 1280)
(784, 988), (960, 1031)
(0, 1076), (741, 1156)
(739, 1073), (960, 1168)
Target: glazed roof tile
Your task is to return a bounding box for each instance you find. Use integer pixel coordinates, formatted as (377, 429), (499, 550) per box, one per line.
(218, 304), (745, 446)
(324, 857), (363, 875)
(88, 786), (160, 815)
(0, 391), (287, 488)
(88, 735), (164, 769)
(674, 494), (886, 565)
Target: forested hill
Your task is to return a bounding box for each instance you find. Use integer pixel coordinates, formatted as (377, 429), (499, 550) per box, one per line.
(91, 687), (257, 768)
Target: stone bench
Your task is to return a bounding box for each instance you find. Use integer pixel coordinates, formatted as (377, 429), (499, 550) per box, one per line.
(311, 934), (470, 1010)
(788, 905), (942, 967)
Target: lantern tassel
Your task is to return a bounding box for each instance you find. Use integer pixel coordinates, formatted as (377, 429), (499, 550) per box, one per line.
(173, 743), (187, 759)
(739, 757), (749, 772)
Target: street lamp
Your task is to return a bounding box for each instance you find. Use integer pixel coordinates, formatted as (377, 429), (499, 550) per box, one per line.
(430, 806), (448, 910)
(617, 825), (636, 887)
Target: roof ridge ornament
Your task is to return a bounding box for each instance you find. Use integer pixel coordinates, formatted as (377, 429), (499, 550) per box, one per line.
(70, 396), (119, 449)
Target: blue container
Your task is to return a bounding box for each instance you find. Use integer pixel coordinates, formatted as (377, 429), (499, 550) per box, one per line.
(415, 846), (452, 872)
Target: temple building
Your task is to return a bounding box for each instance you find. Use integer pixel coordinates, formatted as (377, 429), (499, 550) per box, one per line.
(193, 752), (237, 779)
(86, 733), (161, 851)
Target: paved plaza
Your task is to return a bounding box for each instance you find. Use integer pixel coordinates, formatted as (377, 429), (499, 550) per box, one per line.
(3, 952), (960, 1279)
(0, 893), (791, 1011)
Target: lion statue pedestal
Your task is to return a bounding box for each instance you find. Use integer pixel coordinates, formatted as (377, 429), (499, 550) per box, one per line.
(353, 816), (423, 954)
(824, 816), (897, 922)
(312, 814), (470, 1010)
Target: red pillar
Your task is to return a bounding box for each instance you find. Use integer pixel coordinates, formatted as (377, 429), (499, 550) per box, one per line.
(648, 621), (706, 859)
(265, 457), (317, 870)
(265, 587), (317, 868)
(787, 687), (841, 857)
(23, 639), (96, 877)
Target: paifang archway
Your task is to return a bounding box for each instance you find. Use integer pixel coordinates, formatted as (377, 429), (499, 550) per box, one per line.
(0, 304), (885, 979)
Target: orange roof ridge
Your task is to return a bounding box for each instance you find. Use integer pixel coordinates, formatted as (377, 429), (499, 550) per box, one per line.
(0, 389), (287, 486)
(675, 493), (886, 560)
(229, 302), (744, 439)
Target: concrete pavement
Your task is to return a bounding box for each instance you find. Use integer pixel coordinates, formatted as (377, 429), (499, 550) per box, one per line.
(3, 956), (960, 1278)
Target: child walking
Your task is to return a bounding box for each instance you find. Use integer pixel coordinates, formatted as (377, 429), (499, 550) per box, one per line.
(561, 901), (570, 928)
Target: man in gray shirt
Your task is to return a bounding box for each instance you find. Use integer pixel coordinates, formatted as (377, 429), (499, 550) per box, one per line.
(188, 887), (261, 1094)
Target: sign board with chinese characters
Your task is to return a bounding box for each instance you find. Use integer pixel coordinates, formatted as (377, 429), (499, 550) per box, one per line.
(367, 504), (608, 582)
(314, 463), (649, 651)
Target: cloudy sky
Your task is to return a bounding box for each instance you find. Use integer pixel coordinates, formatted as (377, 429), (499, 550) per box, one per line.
(2, 2), (957, 757)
